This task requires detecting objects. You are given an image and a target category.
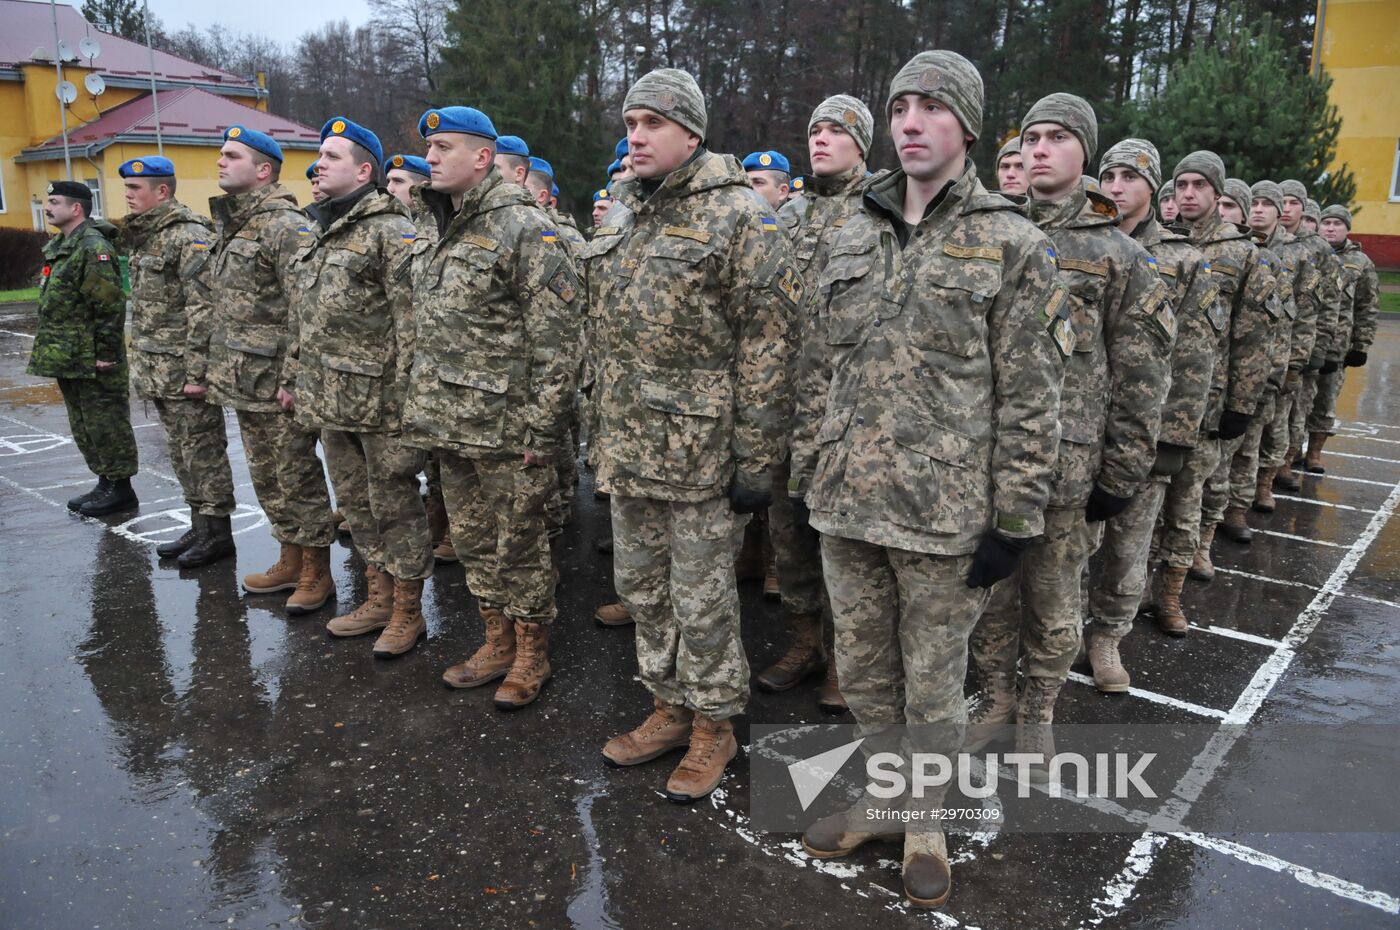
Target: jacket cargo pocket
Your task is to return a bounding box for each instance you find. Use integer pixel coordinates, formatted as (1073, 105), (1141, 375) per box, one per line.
(890, 409), (984, 534)
(323, 353), (385, 426)
(820, 241), (879, 345)
(1060, 262), (1108, 353)
(225, 334), (282, 400)
(435, 364), (509, 447)
(132, 334), (186, 397)
(637, 235), (717, 331)
(637, 379), (729, 487)
(133, 253), (169, 301)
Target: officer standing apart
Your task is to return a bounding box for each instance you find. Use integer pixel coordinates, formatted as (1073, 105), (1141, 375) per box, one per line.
(292, 117), (432, 657)
(118, 157), (237, 566)
(791, 52), (1065, 909)
(587, 69), (799, 802)
(402, 107), (582, 709)
(208, 125), (338, 613)
(30, 180), (139, 517)
(969, 94), (1171, 759)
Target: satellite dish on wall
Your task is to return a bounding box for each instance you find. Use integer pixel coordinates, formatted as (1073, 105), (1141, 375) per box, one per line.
(56, 81), (78, 104)
(84, 73), (106, 96)
(56, 40), (77, 62)
(79, 37), (102, 61)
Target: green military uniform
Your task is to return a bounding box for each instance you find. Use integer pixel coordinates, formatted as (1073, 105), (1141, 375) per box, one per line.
(208, 183), (335, 548)
(29, 217), (138, 483)
(291, 185), (429, 582)
(1287, 194), (1343, 455)
(402, 167), (582, 624)
(121, 200), (235, 518)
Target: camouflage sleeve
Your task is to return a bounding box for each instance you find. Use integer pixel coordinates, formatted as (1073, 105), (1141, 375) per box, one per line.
(1225, 249), (1277, 416)
(1351, 257), (1380, 353)
(179, 227), (215, 384)
(1158, 257), (1217, 448)
(1316, 253), (1345, 362)
(383, 220), (418, 408)
(987, 234), (1066, 539)
(789, 280), (832, 493)
(1097, 252), (1172, 498)
(1288, 258), (1320, 372)
(726, 211), (800, 492)
(80, 237), (127, 363)
(512, 225), (583, 450)
(269, 215), (307, 391)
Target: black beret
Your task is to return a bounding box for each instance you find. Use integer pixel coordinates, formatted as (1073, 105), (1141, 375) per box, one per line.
(47, 180), (93, 201)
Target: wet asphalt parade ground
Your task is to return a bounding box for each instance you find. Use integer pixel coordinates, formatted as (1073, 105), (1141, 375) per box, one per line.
(1, 306), (1398, 930)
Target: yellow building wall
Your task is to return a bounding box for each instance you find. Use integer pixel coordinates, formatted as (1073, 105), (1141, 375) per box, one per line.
(0, 82), (31, 227)
(1315, 0), (1400, 239)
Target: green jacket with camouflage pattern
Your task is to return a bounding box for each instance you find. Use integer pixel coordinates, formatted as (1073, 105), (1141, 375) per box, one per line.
(1335, 239), (1380, 356)
(28, 219), (126, 380)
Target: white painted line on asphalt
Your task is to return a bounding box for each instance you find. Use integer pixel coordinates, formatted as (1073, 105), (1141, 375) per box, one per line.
(1188, 623), (1281, 648)
(1341, 419), (1400, 434)
(1064, 672), (1228, 720)
(1340, 591), (1400, 613)
(1214, 566), (1317, 589)
(1274, 493), (1377, 513)
(1079, 833), (1168, 928)
(1313, 448), (1400, 465)
(1336, 432), (1400, 446)
(1313, 473), (1398, 488)
(1172, 833), (1400, 915)
(1251, 528), (1349, 548)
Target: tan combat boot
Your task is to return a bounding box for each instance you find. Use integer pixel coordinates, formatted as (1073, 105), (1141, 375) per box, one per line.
(816, 660), (848, 714)
(664, 714), (738, 802)
(433, 533), (458, 564)
(442, 607), (516, 688)
(372, 577), (426, 658)
(903, 830), (952, 910)
(964, 666), (1017, 753)
(285, 546), (334, 614)
(494, 621), (552, 709)
(1253, 467), (1277, 513)
(1154, 565), (1189, 636)
(242, 542), (302, 594)
(1275, 451), (1302, 492)
(755, 612), (825, 692)
(802, 807), (881, 859)
(326, 564), (393, 636)
(1305, 432), (1328, 474)
(1220, 506), (1253, 544)
(1016, 677), (1063, 783)
(1088, 633), (1130, 693)
(602, 698), (693, 766)
(594, 600), (633, 627)
(1189, 524), (1216, 582)
(763, 554), (780, 601)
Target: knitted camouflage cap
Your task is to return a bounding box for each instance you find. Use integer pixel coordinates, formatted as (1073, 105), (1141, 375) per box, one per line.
(1223, 178), (1252, 213)
(886, 50), (984, 142)
(1319, 204), (1352, 228)
(1157, 179), (1175, 202)
(1250, 179), (1284, 214)
(1279, 179), (1308, 203)
(996, 135), (1021, 164)
(1174, 150), (1226, 194)
(1304, 198), (1322, 221)
(810, 94), (874, 158)
(1098, 138), (1161, 191)
(1021, 92), (1098, 167)
(623, 68), (707, 140)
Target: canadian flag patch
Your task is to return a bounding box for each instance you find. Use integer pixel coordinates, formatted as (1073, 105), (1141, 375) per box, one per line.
(97, 253), (111, 262)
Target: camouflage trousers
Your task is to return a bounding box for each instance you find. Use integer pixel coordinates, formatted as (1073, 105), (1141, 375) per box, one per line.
(971, 508), (1102, 685)
(546, 409), (580, 538)
(768, 456), (828, 618)
(1261, 380), (1300, 469)
(1226, 391), (1276, 511)
(1202, 433), (1248, 525)
(1150, 434), (1221, 570)
(1086, 480), (1168, 640)
(58, 373), (137, 480)
(611, 494), (750, 720)
(322, 429), (432, 581)
(152, 397), (235, 516)
(1292, 367), (1346, 440)
(234, 409), (336, 547)
(821, 535), (988, 727)
(439, 453), (555, 623)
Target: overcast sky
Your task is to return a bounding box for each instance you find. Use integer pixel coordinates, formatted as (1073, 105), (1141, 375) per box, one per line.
(142, 0), (373, 43)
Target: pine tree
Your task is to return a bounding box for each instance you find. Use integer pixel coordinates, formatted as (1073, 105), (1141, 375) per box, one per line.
(81, 0), (154, 41)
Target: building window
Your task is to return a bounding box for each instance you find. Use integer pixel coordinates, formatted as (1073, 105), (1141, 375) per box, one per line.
(1391, 139), (1400, 202)
(84, 177), (103, 218)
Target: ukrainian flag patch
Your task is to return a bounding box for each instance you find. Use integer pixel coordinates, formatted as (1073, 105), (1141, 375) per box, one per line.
(760, 216), (778, 233)
(541, 230), (558, 243)
(191, 239), (208, 251)
(401, 233), (416, 243)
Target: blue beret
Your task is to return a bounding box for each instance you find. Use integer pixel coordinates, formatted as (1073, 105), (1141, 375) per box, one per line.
(418, 106), (497, 140)
(305, 160), (319, 181)
(791, 176), (805, 192)
(551, 182), (559, 197)
(528, 156), (554, 179)
(615, 138), (629, 158)
(743, 150), (791, 175)
(593, 187), (612, 202)
(384, 154), (431, 178)
(320, 116), (383, 169)
(224, 124), (283, 162)
(496, 135), (529, 157)
(119, 155), (175, 178)
(606, 159), (623, 176)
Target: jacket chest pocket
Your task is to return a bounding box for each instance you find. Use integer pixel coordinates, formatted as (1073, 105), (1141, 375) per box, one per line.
(889, 409), (986, 534)
(636, 379), (729, 488)
(318, 248), (376, 307)
(218, 236), (266, 286)
(819, 241), (879, 346)
(583, 233), (626, 315)
(635, 234), (718, 331)
(908, 256), (1000, 360)
(320, 353), (385, 425)
(439, 242), (501, 299)
(1058, 259), (1109, 353)
(433, 364), (510, 447)
(134, 253), (170, 301)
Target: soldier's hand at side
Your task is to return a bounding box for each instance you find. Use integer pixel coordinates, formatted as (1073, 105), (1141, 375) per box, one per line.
(1319, 359), (1340, 375)
(1151, 442), (1191, 477)
(94, 360), (116, 372)
(1086, 485), (1134, 523)
(182, 383), (207, 399)
(1216, 409), (1252, 441)
(1305, 352), (1325, 372)
(966, 530), (1031, 589)
(276, 387), (296, 411)
(1344, 349), (1367, 368)
(729, 479), (772, 515)
(523, 451), (552, 467)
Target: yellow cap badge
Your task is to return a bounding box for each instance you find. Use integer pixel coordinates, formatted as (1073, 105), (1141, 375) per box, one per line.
(425, 112), (440, 130)
(331, 119), (346, 135)
(228, 126), (242, 139)
(1136, 152), (1151, 170)
(131, 161), (144, 174)
(759, 153), (772, 167)
(392, 155), (404, 167)
(842, 108), (859, 126)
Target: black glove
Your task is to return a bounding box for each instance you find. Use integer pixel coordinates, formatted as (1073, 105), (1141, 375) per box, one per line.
(1151, 442), (1191, 477)
(1217, 409), (1252, 441)
(790, 495), (812, 531)
(1320, 359), (1340, 375)
(1344, 349), (1368, 368)
(729, 479), (772, 515)
(1305, 351), (1325, 372)
(966, 531), (1032, 589)
(1086, 485), (1134, 522)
